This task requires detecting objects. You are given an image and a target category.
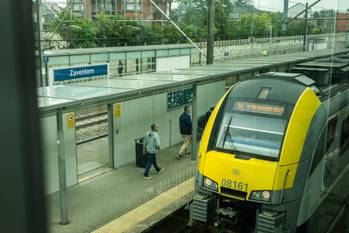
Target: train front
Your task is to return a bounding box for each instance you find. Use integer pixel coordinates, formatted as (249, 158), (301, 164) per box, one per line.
(192, 74), (321, 232)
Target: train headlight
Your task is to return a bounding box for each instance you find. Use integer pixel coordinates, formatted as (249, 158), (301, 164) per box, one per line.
(250, 190), (272, 202)
(203, 177), (218, 191)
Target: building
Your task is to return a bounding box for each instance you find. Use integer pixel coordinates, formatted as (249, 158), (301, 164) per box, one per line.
(336, 13), (349, 32)
(229, 5), (259, 21)
(67, 0), (171, 20)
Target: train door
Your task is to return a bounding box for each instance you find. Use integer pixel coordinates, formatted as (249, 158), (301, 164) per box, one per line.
(338, 109), (349, 171)
(323, 115), (339, 189)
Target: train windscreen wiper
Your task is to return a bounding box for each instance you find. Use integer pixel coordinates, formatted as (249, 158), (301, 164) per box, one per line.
(222, 115), (240, 155)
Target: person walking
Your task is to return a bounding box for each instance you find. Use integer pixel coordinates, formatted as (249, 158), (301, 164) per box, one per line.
(143, 123), (164, 179)
(117, 60), (124, 76)
(177, 106), (192, 159)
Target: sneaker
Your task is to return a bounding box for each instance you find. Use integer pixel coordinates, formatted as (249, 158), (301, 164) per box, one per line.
(176, 153), (183, 159)
(142, 176), (152, 180)
(158, 168), (165, 175)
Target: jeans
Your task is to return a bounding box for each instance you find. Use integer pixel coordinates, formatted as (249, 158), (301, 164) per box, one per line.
(144, 153), (161, 177)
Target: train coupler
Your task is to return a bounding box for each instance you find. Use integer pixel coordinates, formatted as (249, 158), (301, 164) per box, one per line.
(215, 207), (238, 227)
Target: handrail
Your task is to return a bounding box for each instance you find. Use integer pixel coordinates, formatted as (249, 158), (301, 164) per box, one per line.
(280, 169), (290, 203)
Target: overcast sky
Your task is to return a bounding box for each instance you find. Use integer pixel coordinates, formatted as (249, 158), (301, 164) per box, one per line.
(253, 0), (349, 12)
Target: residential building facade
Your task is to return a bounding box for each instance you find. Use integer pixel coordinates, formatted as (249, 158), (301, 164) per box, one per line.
(336, 13), (349, 32)
(67, 0), (171, 20)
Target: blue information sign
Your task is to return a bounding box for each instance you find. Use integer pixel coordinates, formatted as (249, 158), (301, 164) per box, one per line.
(53, 64), (109, 82)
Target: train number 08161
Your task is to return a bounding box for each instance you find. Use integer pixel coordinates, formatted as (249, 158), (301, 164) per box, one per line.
(221, 178), (248, 192)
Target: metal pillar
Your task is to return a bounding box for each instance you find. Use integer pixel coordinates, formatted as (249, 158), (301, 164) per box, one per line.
(303, 2), (309, 52)
(250, 8), (254, 43)
(269, 26), (273, 55)
(282, 0), (289, 31)
(191, 85), (198, 161)
(207, 0), (215, 65)
(108, 104), (115, 168)
(57, 111), (69, 225)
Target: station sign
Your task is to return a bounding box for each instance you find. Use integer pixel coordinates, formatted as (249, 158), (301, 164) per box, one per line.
(51, 64), (109, 84)
(167, 88), (193, 110)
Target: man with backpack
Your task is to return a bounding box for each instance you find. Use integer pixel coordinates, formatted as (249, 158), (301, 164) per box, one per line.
(143, 123), (164, 179)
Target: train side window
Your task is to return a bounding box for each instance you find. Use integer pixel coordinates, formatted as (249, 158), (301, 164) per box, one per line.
(340, 115), (349, 155)
(326, 116), (338, 151)
(310, 128), (326, 176)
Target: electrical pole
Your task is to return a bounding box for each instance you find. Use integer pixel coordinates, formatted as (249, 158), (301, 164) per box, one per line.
(250, 8), (254, 43)
(282, 0), (289, 31)
(207, 0), (215, 65)
(269, 26), (273, 55)
(303, 2), (309, 51)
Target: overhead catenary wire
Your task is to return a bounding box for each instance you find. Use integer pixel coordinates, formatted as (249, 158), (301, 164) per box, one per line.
(47, 0), (76, 46)
(149, 0), (206, 57)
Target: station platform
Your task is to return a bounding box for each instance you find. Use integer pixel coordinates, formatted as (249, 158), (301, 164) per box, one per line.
(48, 144), (196, 233)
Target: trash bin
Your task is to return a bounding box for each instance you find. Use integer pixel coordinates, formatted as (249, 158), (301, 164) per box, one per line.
(135, 137), (147, 168)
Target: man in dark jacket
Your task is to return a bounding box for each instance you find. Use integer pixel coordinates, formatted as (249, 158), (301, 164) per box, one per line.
(177, 105), (192, 159)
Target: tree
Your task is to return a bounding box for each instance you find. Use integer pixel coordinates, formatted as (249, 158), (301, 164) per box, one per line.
(43, 32), (68, 50)
(313, 10), (336, 33)
(48, 11), (97, 48)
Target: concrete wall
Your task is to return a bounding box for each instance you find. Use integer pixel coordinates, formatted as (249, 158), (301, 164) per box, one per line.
(113, 94), (184, 167)
(41, 113), (78, 194)
(197, 81), (226, 117)
(112, 81), (225, 168)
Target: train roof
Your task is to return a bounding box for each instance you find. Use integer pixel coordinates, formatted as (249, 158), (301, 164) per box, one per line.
(297, 61), (348, 69)
(229, 73), (308, 105)
(257, 72), (349, 102)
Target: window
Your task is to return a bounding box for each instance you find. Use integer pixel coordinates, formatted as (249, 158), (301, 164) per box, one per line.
(326, 116), (338, 151)
(72, 0), (84, 12)
(340, 115), (349, 155)
(213, 99), (287, 160)
(310, 128), (326, 176)
(126, 0), (142, 12)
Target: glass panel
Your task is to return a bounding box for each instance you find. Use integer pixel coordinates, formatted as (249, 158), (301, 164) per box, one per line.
(47, 56), (70, 66)
(91, 53), (109, 62)
(169, 49), (180, 56)
(70, 55), (90, 64)
(110, 53), (126, 60)
(180, 48), (191, 55)
(157, 50), (169, 57)
(126, 51), (141, 59)
(142, 50), (156, 58)
(215, 112), (286, 159)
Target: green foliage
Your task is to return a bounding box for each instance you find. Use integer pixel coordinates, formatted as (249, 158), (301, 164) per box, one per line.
(313, 10), (337, 33)
(47, 2), (331, 49)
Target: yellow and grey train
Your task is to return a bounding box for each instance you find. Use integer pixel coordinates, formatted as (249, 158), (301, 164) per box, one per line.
(191, 67), (349, 233)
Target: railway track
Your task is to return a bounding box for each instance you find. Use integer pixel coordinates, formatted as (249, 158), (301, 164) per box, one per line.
(75, 111), (109, 144)
(76, 111), (108, 130)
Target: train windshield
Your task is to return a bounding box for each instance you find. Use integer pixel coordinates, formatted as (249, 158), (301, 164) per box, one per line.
(214, 101), (287, 160)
